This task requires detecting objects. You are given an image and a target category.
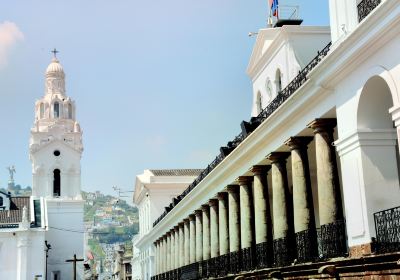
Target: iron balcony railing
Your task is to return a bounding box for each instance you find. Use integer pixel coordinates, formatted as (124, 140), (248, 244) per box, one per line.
(151, 221), (348, 280)
(374, 206), (400, 253)
(153, 41), (332, 228)
(357, 0), (381, 22)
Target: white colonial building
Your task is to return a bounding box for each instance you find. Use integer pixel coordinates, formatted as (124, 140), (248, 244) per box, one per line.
(30, 55), (85, 279)
(143, 0), (400, 279)
(132, 169), (201, 280)
(0, 193), (47, 279)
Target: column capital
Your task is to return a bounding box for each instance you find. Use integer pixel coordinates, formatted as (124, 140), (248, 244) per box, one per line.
(267, 152), (291, 163)
(195, 209), (202, 217)
(217, 192), (227, 200)
(178, 221), (184, 228)
(226, 184), (239, 193)
(174, 225), (179, 232)
(284, 136), (314, 150)
(189, 214), (196, 221)
(166, 231), (171, 237)
(183, 218), (190, 224)
(236, 176), (253, 185)
(209, 198), (218, 206)
(201, 204), (210, 211)
(250, 165), (271, 175)
(307, 118), (337, 133)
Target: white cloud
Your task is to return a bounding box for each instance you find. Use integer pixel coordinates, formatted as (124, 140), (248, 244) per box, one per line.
(0, 21), (24, 68)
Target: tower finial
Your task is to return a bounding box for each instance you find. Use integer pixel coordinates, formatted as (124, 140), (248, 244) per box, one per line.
(51, 48), (59, 59)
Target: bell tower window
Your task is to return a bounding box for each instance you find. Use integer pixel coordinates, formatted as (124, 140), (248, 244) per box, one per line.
(54, 102), (60, 118)
(53, 169), (61, 197)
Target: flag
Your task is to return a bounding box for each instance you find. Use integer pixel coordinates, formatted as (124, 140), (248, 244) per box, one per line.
(269, 0), (279, 17)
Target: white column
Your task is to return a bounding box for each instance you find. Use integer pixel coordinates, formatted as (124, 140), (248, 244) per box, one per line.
(209, 199), (219, 258)
(174, 226), (179, 269)
(184, 218), (190, 265)
(179, 222), (185, 267)
(217, 192), (229, 256)
(202, 204), (211, 260)
(189, 214), (196, 263)
(195, 210), (203, 262)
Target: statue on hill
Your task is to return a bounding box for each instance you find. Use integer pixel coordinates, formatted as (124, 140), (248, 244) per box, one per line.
(7, 165), (16, 193)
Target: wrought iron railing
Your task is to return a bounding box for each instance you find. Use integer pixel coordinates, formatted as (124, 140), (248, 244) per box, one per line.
(318, 220), (347, 259)
(295, 228), (318, 263)
(255, 241), (273, 268)
(374, 206), (400, 253)
(153, 41), (332, 227)
(357, 0), (381, 22)
(273, 236), (295, 267)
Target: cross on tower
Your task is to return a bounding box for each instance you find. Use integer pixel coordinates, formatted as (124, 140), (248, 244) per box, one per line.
(51, 48), (59, 58)
(66, 254), (84, 280)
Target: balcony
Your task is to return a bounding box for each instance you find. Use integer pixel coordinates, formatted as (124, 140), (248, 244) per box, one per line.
(358, 0), (382, 22)
(374, 206), (400, 253)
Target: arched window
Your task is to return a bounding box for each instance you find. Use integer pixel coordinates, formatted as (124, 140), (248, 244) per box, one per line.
(53, 169), (61, 197)
(68, 103), (73, 119)
(0, 196), (3, 206)
(40, 103), (45, 119)
(275, 69), (282, 94)
(54, 102), (60, 118)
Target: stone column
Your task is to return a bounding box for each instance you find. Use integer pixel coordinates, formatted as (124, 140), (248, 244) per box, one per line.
(267, 152), (294, 266)
(155, 241), (159, 274)
(227, 185), (240, 273)
(250, 165), (273, 267)
(171, 230), (175, 269)
(184, 218), (190, 265)
(189, 214), (196, 263)
(209, 199), (219, 258)
(195, 210), (203, 262)
(237, 176), (254, 249)
(166, 232), (171, 271)
(174, 226), (180, 269)
(285, 136), (318, 262)
(202, 204), (211, 260)
(179, 222), (185, 267)
(218, 192), (229, 256)
(237, 176), (254, 271)
(308, 119), (343, 226)
(308, 118), (345, 258)
(160, 236), (165, 273)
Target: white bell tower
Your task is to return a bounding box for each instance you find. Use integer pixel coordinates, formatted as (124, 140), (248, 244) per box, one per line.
(30, 52), (84, 279)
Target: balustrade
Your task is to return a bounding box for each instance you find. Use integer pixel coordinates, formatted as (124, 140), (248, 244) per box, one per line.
(374, 206), (400, 253)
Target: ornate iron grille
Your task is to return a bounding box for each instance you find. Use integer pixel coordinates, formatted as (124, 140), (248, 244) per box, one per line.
(374, 206), (400, 253)
(255, 241), (273, 269)
(358, 0), (381, 22)
(318, 220), (347, 259)
(216, 253), (230, 277)
(273, 236), (295, 267)
(200, 260), (209, 279)
(229, 251), (241, 274)
(208, 257), (219, 278)
(241, 246), (255, 272)
(153, 41), (332, 227)
(295, 228), (318, 263)
(180, 263), (199, 280)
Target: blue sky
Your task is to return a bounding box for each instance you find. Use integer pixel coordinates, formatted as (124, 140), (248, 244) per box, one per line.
(0, 1), (330, 199)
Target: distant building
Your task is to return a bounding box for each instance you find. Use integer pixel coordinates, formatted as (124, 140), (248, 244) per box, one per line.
(132, 169), (201, 280)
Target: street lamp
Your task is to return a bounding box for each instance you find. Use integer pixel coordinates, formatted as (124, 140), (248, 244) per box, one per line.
(45, 240), (52, 280)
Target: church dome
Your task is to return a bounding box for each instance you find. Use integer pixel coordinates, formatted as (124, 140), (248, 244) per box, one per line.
(46, 58), (64, 76)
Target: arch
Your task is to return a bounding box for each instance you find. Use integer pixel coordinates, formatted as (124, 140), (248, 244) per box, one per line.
(40, 103), (45, 119)
(53, 169), (61, 197)
(357, 76), (393, 129)
(54, 102), (60, 118)
(0, 196), (3, 206)
(275, 68), (282, 94)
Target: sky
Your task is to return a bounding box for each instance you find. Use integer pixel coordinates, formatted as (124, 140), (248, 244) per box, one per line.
(0, 0), (330, 200)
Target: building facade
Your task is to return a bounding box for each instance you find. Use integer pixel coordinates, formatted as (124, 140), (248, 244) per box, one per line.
(30, 55), (85, 279)
(0, 193), (47, 279)
(132, 169), (201, 280)
(146, 0), (400, 279)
